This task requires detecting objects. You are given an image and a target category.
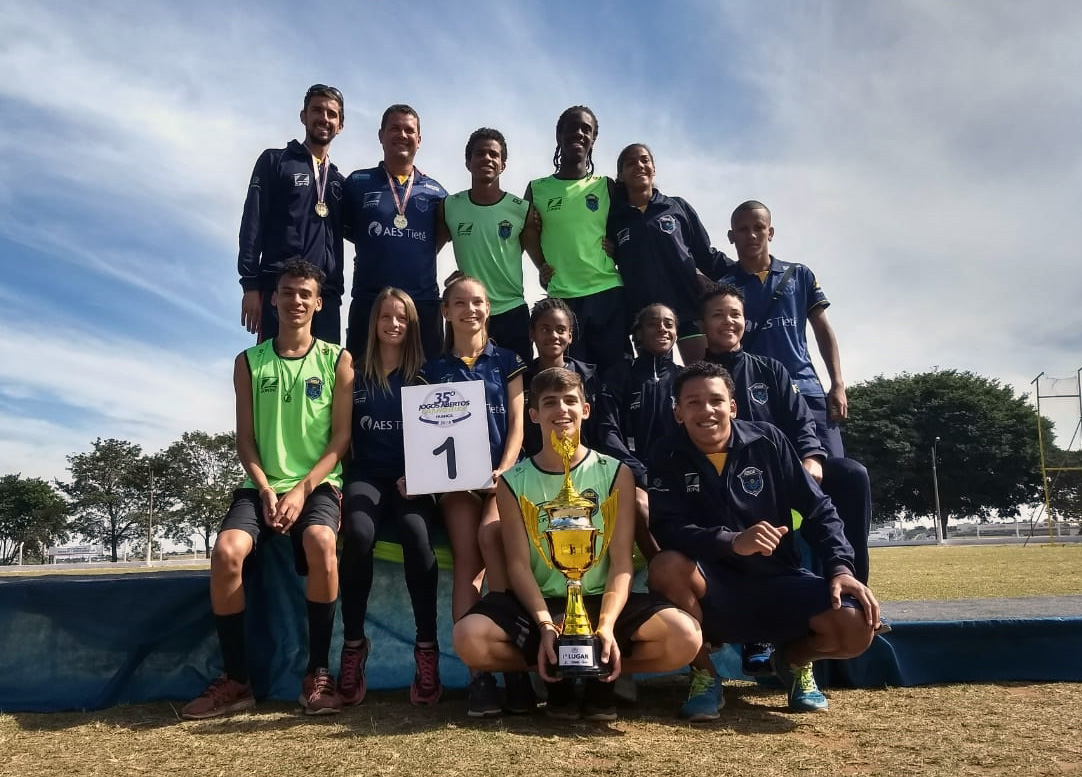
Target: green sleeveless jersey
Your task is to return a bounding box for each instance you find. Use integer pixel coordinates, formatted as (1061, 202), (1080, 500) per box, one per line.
(529, 175), (622, 299)
(444, 191), (529, 315)
(503, 449), (621, 598)
(242, 338), (343, 492)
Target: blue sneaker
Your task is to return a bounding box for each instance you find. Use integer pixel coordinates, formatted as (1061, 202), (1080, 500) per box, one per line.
(772, 656), (828, 713)
(741, 642), (775, 677)
(679, 668), (724, 721)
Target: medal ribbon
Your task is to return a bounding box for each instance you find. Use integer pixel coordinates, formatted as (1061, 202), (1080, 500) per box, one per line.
(384, 167), (415, 222)
(314, 156), (329, 209)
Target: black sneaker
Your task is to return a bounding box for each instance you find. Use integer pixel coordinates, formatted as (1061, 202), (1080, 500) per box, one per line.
(544, 679), (580, 720)
(581, 679), (617, 721)
(466, 672), (502, 718)
(742, 642), (775, 677)
(503, 671), (537, 714)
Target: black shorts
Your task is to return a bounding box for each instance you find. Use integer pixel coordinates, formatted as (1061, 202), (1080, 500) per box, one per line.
(468, 590), (675, 662)
(560, 286), (630, 375)
(697, 561), (860, 645)
(488, 303), (533, 366)
(220, 483), (342, 574)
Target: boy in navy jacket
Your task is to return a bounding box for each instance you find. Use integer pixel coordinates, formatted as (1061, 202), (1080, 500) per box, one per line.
(647, 362), (879, 718)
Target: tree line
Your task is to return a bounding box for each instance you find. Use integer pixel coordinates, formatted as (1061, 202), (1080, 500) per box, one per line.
(1, 370), (1078, 563)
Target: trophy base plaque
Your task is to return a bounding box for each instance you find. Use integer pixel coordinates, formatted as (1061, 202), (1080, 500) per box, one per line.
(555, 633), (610, 679)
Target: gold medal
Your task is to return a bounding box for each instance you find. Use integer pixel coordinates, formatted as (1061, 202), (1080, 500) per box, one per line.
(315, 201), (329, 218)
(394, 214), (408, 229)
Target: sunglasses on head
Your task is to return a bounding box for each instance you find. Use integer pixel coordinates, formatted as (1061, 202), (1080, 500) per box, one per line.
(305, 84), (343, 103)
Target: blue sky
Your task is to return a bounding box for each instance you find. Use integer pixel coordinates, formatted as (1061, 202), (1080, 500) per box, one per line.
(2, 0), (1081, 480)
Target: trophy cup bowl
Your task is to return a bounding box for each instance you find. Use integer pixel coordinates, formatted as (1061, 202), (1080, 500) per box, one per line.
(521, 431), (617, 678)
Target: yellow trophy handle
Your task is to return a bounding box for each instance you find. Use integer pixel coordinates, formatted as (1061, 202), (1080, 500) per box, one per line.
(596, 491), (618, 561)
(520, 495), (553, 570)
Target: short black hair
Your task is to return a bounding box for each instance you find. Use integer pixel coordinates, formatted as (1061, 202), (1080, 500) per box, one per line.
(304, 84), (344, 119)
(529, 297), (577, 331)
(529, 367), (585, 411)
(731, 200), (771, 225)
(465, 127), (508, 163)
(674, 361), (736, 403)
(631, 303), (678, 339)
(277, 258), (325, 293)
(699, 282), (745, 317)
(381, 104), (420, 131)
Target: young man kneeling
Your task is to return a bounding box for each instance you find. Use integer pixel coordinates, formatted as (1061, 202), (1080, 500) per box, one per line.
(648, 362), (879, 719)
(453, 367), (701, 721)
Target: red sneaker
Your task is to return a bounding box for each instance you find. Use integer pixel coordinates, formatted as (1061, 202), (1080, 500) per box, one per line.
(181, 676), (255, 720)
(338, 639), (370, 706)
(410, 644), (442, 706)
(299, 668), (342, 715)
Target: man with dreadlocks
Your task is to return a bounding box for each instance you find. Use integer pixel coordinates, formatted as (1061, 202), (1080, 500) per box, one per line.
(524, 106), (628, 375)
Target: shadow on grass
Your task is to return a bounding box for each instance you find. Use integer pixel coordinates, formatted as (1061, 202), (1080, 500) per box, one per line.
(8, 676), (799, 738)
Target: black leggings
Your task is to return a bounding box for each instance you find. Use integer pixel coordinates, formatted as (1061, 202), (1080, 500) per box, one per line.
(340, 476), (439, 644)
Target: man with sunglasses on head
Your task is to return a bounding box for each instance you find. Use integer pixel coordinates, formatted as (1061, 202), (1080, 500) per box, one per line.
(238, 84), (347, 344)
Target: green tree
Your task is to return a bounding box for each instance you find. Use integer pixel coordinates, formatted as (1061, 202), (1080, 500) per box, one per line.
(1044, 447), (1082, 532)
(157, 431), (241, 556)
(0, 474), (69, 564)
(845, 370), (1046, 537)
(58, 438), (152, 562)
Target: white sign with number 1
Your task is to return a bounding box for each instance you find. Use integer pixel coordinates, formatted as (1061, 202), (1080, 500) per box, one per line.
(401, 381), (494, 496)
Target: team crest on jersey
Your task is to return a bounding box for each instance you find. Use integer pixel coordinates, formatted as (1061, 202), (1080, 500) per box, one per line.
(585, 193), (599, 212)
(457, 222), (474, 237)
(684, 473), (700, 493)
(305, 377), (324, 400)
(414, 196), (429, 212)
(363, 192), (382, 208)
(293, 173), (310, 187)
(738, 466), (764, 497)
(498, 220), (512, 240)
(749, 383), (769, 405)
(260, 376), (278, 394)
(617, 227), (630, 246)
(547, 197), (563, 212)
(658, 215), (677, 234)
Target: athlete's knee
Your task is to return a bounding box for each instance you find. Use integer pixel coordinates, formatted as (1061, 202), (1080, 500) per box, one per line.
(657, 608), (703, 665)
(211, 531), (251, 573)
(452, 613), (497, 666)
(302, 525), (338, 569)
(647, 550), (697, 596)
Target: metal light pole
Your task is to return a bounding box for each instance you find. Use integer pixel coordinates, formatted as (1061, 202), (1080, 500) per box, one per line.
(146, 465), (154, 567)
(931, 436), (945, 544)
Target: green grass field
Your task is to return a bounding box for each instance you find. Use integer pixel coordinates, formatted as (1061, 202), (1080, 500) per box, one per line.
(2, 543), (1081, 777)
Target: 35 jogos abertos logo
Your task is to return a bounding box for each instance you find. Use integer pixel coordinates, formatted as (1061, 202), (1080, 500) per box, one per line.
(417, 387), (472, 426)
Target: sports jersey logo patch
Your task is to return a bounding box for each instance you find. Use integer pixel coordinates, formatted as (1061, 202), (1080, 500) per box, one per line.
(457, 222), (474, 236)
(498, 220), (512, 240)
(585, 193), (599, 212)
(305, 377), (324, 400)
(330, 180), (342, 200)
(749, 382), (769, 405)
(418, 386), (473, 426)
(363, 192), (382, 208)
(684, 473), (700, 493)
(260, 377), (278, 394)
(630, 391), (642, 410)
(354, 388), (367, 403)
(368, 221), (383, 237)
(617, 228), (630, 246)
(293, 173), (310, 187)
(414, 196), (429, 212)
(547, 197), (563, 212)
(658, 215), (677, 234)
(738, 467), (764, 497)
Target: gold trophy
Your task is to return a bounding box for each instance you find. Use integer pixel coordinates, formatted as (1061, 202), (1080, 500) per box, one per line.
(519, 430), (617, 677)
